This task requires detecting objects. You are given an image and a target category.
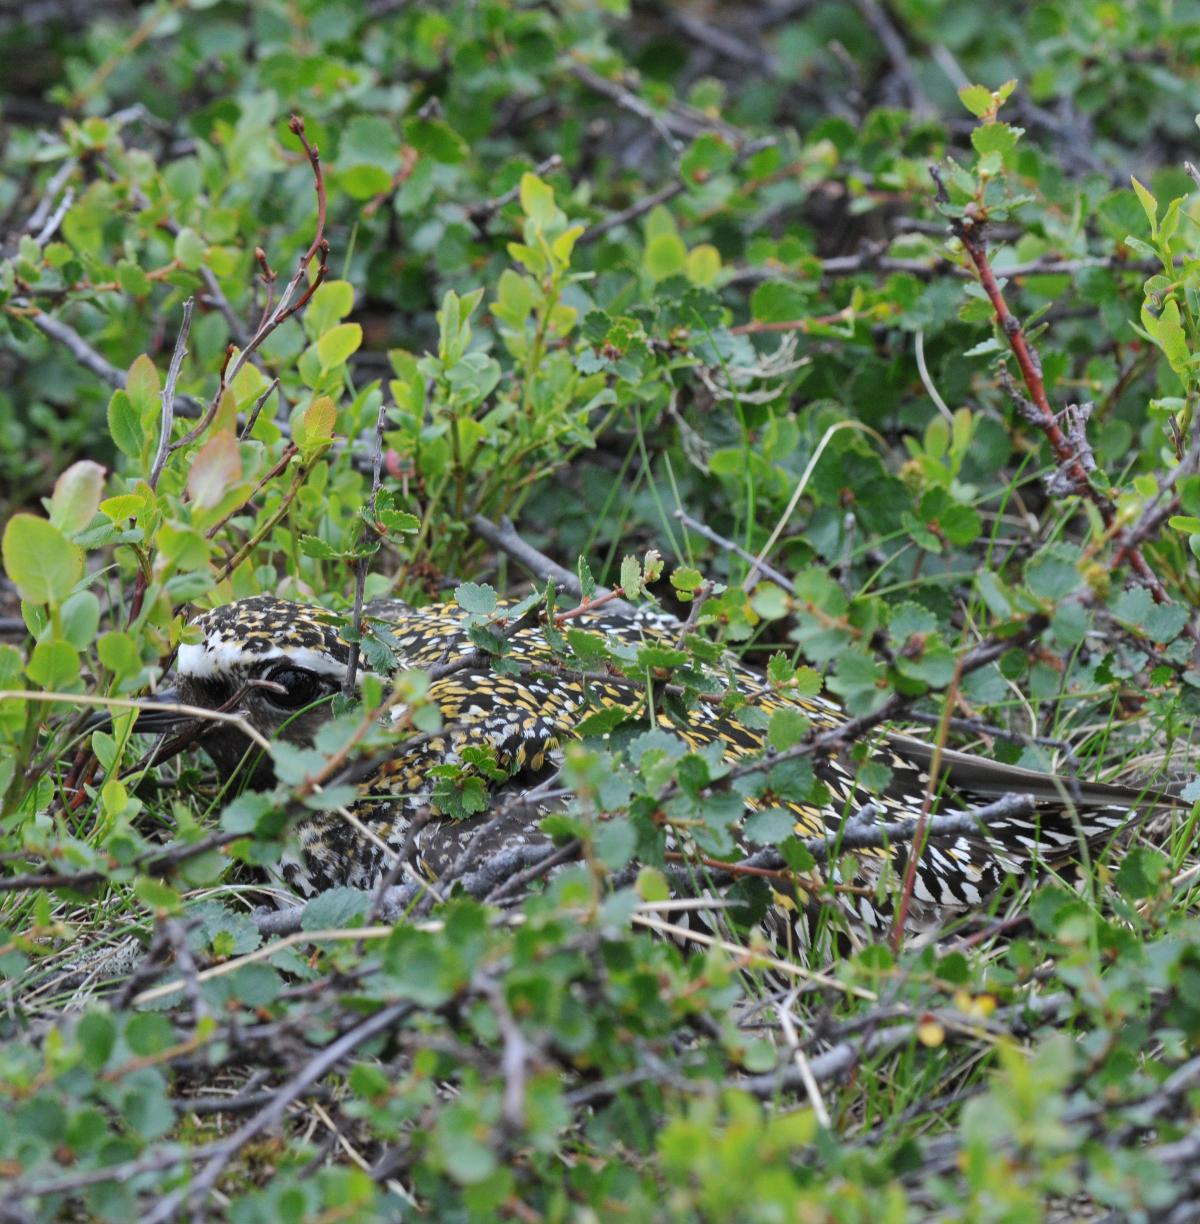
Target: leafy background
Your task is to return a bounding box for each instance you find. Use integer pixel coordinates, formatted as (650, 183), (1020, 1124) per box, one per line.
(4, 0), (1200, 1220)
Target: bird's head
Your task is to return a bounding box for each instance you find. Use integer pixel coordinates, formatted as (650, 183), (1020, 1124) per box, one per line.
(132, 595), (363, 786)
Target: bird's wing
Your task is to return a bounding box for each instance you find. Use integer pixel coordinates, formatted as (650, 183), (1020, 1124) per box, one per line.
(884, 730), (1183, 813)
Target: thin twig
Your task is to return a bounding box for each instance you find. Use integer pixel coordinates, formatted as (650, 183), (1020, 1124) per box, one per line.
(674, 508), (792, 590)
(930, 163), (1179, 614)
(343, 399), (390, 696)
(467, 154), (564, 228)
(237, 378), (280, 441)
(140, 1000), (413, 1224)
(579, 179), (686, 245)
(20, 157), (77, 238)
(148, 298), (193, 491)
(471, 514), (636, 614)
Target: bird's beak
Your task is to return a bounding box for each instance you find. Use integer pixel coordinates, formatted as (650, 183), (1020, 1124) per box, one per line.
(84, 688), (187, 735)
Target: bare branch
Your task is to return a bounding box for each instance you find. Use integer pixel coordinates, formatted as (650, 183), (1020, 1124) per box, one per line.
(471, 513), (636, 614)
(148, 297), (193, 491)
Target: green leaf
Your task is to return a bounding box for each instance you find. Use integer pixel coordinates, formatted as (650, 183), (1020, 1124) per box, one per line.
(133, 877), (182, 913)
(680, 132), (735, 182)
(97, 630), (142, 679)
(299, 535), (343, 560)
(116, 259), (152, 296)
(404, 116), (469, 163)
(126, 1012), (176, 1056)
(61, 590), (100, 650)
(519, 172), (557, 226)
(454, 582), (498, 616)
(687, 243), (721, 286)
(743, 807), (796, 846)
(619, 554), (642, 600)
(939, 503), (982, 547)
(340, 114), (401, 166)
(1114, 845), (1167, 900)
(316, 322), (363, 370)
(768, 707), (810, 751)
(2, 514), (83, 606)
(49, 460), (105, 535)
(958, 84), (995, 117)
(377, 509), (419, 534)
(576, 706), (631, 737)
(971, 123), (1022, 157)
(577, 555), (596, 600)
(977, 570), (1013, 617)
(173, 226), (207, 270)
(551, 225), (584, 265)
(635, 645), (688, 669)
(305, 280), (355, 338)
(1130, 176), (1158, 237)
(595, 818), (636, 870)
(100, 492), (145, 521)
(890, 602), (937, 640)
(644, 232), (687, 282)
(636, 866), (670, 902)
(1142, 298), (1189, 378)
(1025, 546), (1081, 600)
(126, 354), (161, 423)
(750, 280), (809, 323)
(302, 395), (337, 444)
(77, 1011), (116, 1069)
(436, 1111), (497, 1184)
(26, 638), (81, 689)
(301, 887), (372, 930)
(767, 653), (795, 685)
(341, 164), (393, 200)
(107, 390), (144, 459)
(670, 565), (703, 595)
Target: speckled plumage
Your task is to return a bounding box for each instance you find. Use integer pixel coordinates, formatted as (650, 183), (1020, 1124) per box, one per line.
(165, 593), (1153, 936)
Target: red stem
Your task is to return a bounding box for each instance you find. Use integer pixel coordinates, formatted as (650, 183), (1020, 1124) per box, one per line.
(953, 211), (1173, 606)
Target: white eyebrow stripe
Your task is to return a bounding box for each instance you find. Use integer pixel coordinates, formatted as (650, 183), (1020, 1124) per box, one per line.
(177, 638), (392, 694)
(177, 640), (350, 680)
(177, 639), (261, 677)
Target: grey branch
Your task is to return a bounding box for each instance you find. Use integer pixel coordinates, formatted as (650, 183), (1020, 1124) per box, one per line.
(148, 298), (193, 490)
(471, 514), (636, 614)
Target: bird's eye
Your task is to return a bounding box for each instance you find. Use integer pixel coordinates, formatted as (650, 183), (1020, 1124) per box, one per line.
(263, 666), (324, 710)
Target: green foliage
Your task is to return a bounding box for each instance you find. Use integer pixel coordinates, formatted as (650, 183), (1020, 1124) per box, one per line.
(5, 0), (1200, 1218)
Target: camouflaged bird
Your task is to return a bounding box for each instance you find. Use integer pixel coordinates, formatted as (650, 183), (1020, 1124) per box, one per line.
(136, 593), (1169, 937)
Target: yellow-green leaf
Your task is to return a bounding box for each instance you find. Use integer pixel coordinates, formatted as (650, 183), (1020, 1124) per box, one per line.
(687, 243), (721, 286)
(26, 638), (81, 690)
(644, 233), (687, 282)
(1143, 298), (1189, 378)
(958, 84), (994, 118)
(303, 396), (337, 444)
(229, 360), (269, 408)
(550, 224), (584, 266)
(519, 172), (556, 227)
(1131, 176), (1158, 238)
(316, 322), (363, 370)
(100, 493), (145, 522)
(305, 279), (356, 338)
(2, 514), (83, 606)
(127, 354), (161, 422)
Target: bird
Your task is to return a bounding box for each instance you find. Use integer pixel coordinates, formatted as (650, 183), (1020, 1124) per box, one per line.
(125, 592), (1173, 941)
